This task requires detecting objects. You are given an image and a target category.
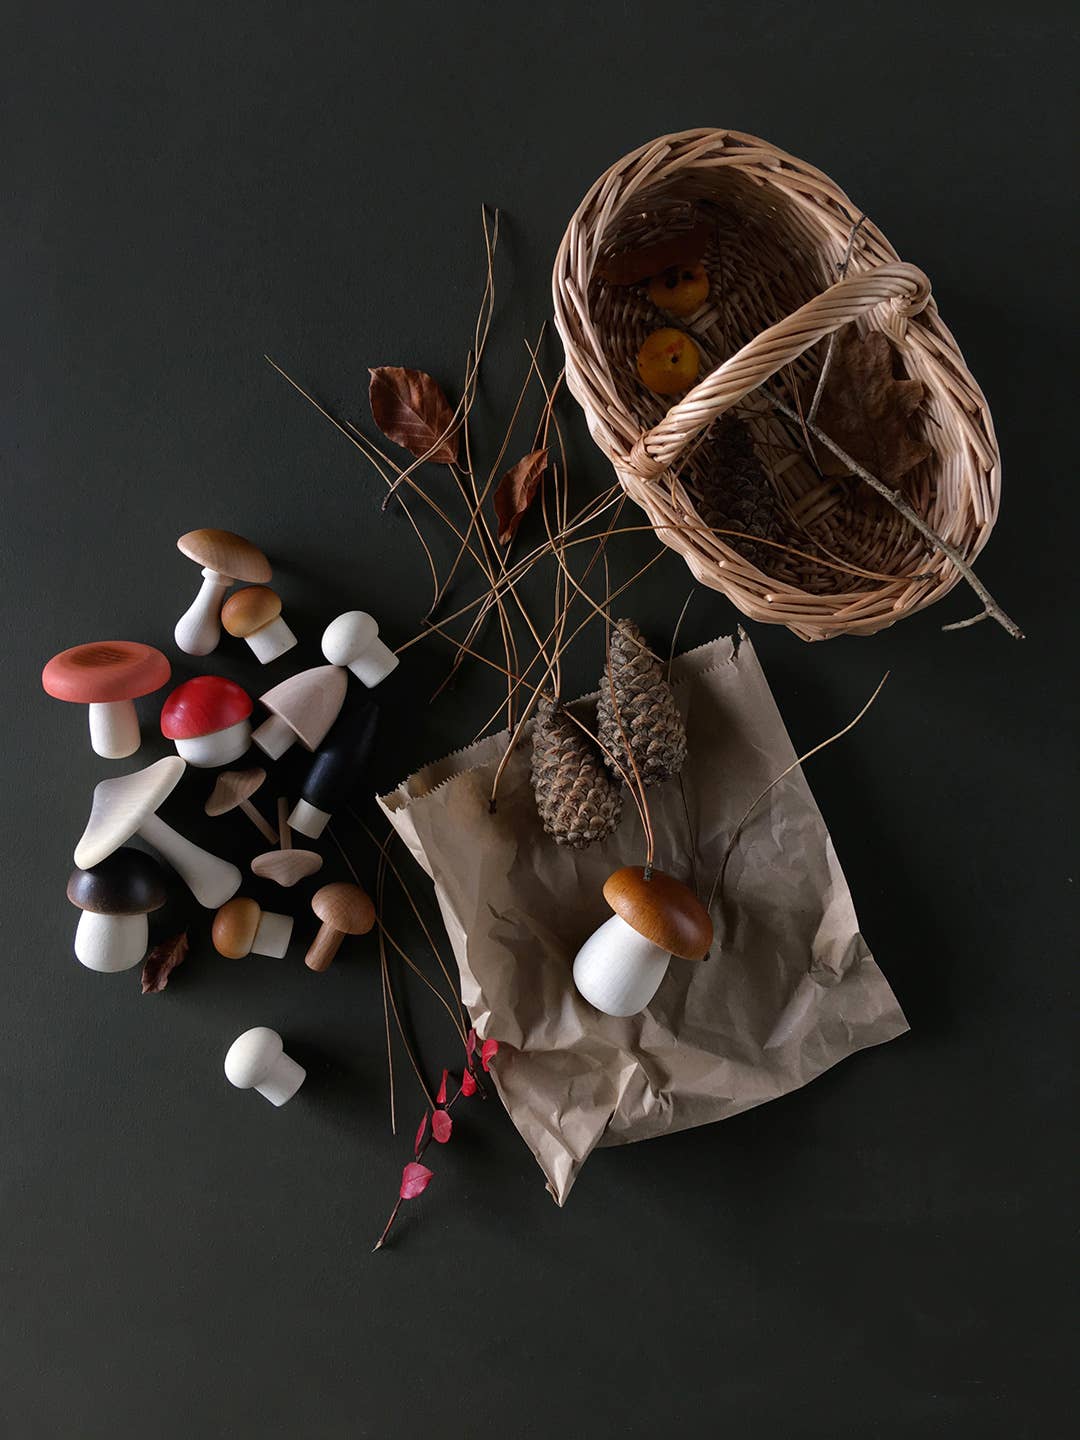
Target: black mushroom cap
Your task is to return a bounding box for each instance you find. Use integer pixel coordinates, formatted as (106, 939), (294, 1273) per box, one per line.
(301, 693), (379, 813)
(66, 846), (169, 915)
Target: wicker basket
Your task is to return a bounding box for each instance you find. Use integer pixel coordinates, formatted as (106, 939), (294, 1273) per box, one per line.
(552, 129), (1001, 640)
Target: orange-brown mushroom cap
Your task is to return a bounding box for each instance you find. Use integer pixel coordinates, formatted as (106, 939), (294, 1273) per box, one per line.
(177, 529), (271, 584)
(311, 882), (375, 936)
(42, 641), (170, 704)
(602, 866), (712, 960)
(222, 587), (282, 638)
(212, 896), (261, 958)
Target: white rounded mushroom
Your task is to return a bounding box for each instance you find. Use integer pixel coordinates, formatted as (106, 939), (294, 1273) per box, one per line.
(321, 611), (399, 688)
(224, 1027), (305, 1106)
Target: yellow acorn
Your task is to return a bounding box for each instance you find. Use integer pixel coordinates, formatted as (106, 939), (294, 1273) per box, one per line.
(636, 329), (700, 396)
(647, 262), (710, 317)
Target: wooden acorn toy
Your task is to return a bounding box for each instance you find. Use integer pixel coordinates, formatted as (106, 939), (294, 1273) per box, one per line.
(42, 641), (170, 759)
(224, 1027), (305, 1107)
(174, 529), (271, 656)
(205, 768), (278, 844)
(67, 847), (168, 972)
(212, 897), (294, 960)
(74, 756), (241, 909)
(572, 866), (712, 1017)
(304, 882), (375, 973)
(250, 799), (323, 888)
(221, 586), (297, 664)
(320, 611), (399, 688)
(289, 693), (379, 840)
(160, 676), (253, 768)
(251, 665), (347, 761)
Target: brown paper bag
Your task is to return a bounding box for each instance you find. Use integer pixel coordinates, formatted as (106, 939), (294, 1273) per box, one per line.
(379, 632), (908, 1204)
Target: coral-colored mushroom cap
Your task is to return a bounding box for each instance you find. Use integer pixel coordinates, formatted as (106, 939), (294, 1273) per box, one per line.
(42, 641), (170, 704)
(160, 675), (253, 739)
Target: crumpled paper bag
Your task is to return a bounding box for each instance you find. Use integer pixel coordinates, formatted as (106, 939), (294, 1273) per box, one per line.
(379, 632), (908, 1204)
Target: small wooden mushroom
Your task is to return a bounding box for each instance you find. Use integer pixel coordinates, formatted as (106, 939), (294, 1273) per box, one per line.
(42, 641), (171, 759)
(304, 881), (375, 973)
(221, 586), (297, 664)
(74, 757), (241, 909)
(174, 529), (272, 656)
(205, 768), (278, 844)
(572, 866), (713, 1017)
(224, 1027), (305, 1106)
(212, 896), (294, 959)
(251, 665), (347, 760)
(161, 676), (254, 768)
(321, 611), (399, 688)
(250, 798), (323, 888)
(67, 847), (168, 972)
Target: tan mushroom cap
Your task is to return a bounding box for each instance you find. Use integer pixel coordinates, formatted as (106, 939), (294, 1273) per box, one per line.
(205, 767), (267, 816)
(311, 881), (375, 935)
(222, 586), (282, 637)
(74, 756), (186, 869)
(212, 897), (261, 958)
(259, 666), (348, 751)
(177, 529), (272, 583)
(602, 866), (713, 961)
(250, 849), (324, 887)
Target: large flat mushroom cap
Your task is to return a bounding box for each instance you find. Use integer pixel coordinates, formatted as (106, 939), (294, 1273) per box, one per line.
(177, 529), (272, 584)
(259, 666), (348, 751)
(311, 881), (375, 935)
(74, 756), (186, 869)
(67, 846), (169, 915)
(42, 641), (170, 703)
(602, 866), (713, 961)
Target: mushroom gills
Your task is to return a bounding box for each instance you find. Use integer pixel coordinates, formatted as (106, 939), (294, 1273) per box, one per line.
(572, 913), (672, 1017)
(74, 911), (148, 973)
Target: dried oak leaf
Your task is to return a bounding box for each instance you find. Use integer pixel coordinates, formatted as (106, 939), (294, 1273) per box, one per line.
(596, 220), (711, 286)
(494, 449), (547, 545)
(369, 366), (459, 466)
(400, 1162), (434, 1200)
(432, 1110), (453, 1144)
(141, 931), (189, 994)
(809, 329), (932, 486)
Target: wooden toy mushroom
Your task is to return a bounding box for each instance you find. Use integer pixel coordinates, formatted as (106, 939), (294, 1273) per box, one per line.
(42, 641), (170, 759)
(251, 665), (347, 761)
(224, 1027), (305, 1106)
(221, 586), (297, 664)
(304, 881), (375, 973)
(289, 694), (379, 839)
(205, 768), (278, 843)
(212, 896), (294, 959)
(572, 866), (713, 1017)
(321, 611), (399, 688)
(67, 846), (168, 972)
(160, 676), (253, 767)
(74, 756), (241, 909)
(174, 528), (271, 656)
(250, 798), (323, 888)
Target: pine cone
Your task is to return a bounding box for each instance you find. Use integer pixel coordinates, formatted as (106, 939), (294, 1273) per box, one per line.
(596, 620), (687, 787)
(687, 415), (781, 572)
(530, 696), (623, 849)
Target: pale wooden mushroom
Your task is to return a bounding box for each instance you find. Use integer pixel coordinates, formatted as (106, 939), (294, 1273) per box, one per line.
(174, 529), (272, 657)
(251, 665), (347, 761)
(250, 798), (323, 888)
(205, 768), (278, 844)
(304, 881), (375, 973)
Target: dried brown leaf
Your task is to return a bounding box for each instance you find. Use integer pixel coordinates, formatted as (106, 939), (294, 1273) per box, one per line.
(141, 931), (189, 994)
(808, 329), (932, 486)
(494, 449), (547, 544)
(369, 366), (459, 466)
(596, 221), (711, 286)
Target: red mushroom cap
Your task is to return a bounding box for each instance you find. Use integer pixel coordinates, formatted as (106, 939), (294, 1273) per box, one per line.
(160, 676), (253, 739)
(42, 641), (170, 704)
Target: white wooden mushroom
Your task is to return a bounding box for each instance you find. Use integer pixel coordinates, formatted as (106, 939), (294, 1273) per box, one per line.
(321, 611), (399, 688)
(224, 1027), (305, 1106)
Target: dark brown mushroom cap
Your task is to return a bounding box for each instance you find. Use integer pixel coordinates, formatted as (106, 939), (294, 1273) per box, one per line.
(177, 529), (271, 583)
(311, 882), (375, 935)
(67, 847), (168, 916)
(602, 866), (712, 960)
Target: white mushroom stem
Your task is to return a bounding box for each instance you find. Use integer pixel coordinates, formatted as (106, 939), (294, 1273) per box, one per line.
(74, 911), (148, 973)
(174, 568), (232, 656)
(87, 700), (141, 760)
(138, 812), (241, 908)
(252, 910), (293, 958)
(288, 798), (330, 840)
(572, 913), (672, 1018)
(345, 636), (399, 688)
(174, 720), (251, 768)
(245, 616), (297, 664)
(251, 713), (297, 760)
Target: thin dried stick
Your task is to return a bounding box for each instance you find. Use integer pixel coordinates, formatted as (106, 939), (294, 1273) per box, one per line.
(806, 212), (867, 425)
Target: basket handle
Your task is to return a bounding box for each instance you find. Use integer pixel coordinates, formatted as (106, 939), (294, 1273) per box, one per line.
(627, 261), (932, 478)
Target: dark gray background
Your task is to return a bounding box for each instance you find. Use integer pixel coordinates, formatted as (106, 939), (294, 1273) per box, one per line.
(2, 3), (1076, 1437)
